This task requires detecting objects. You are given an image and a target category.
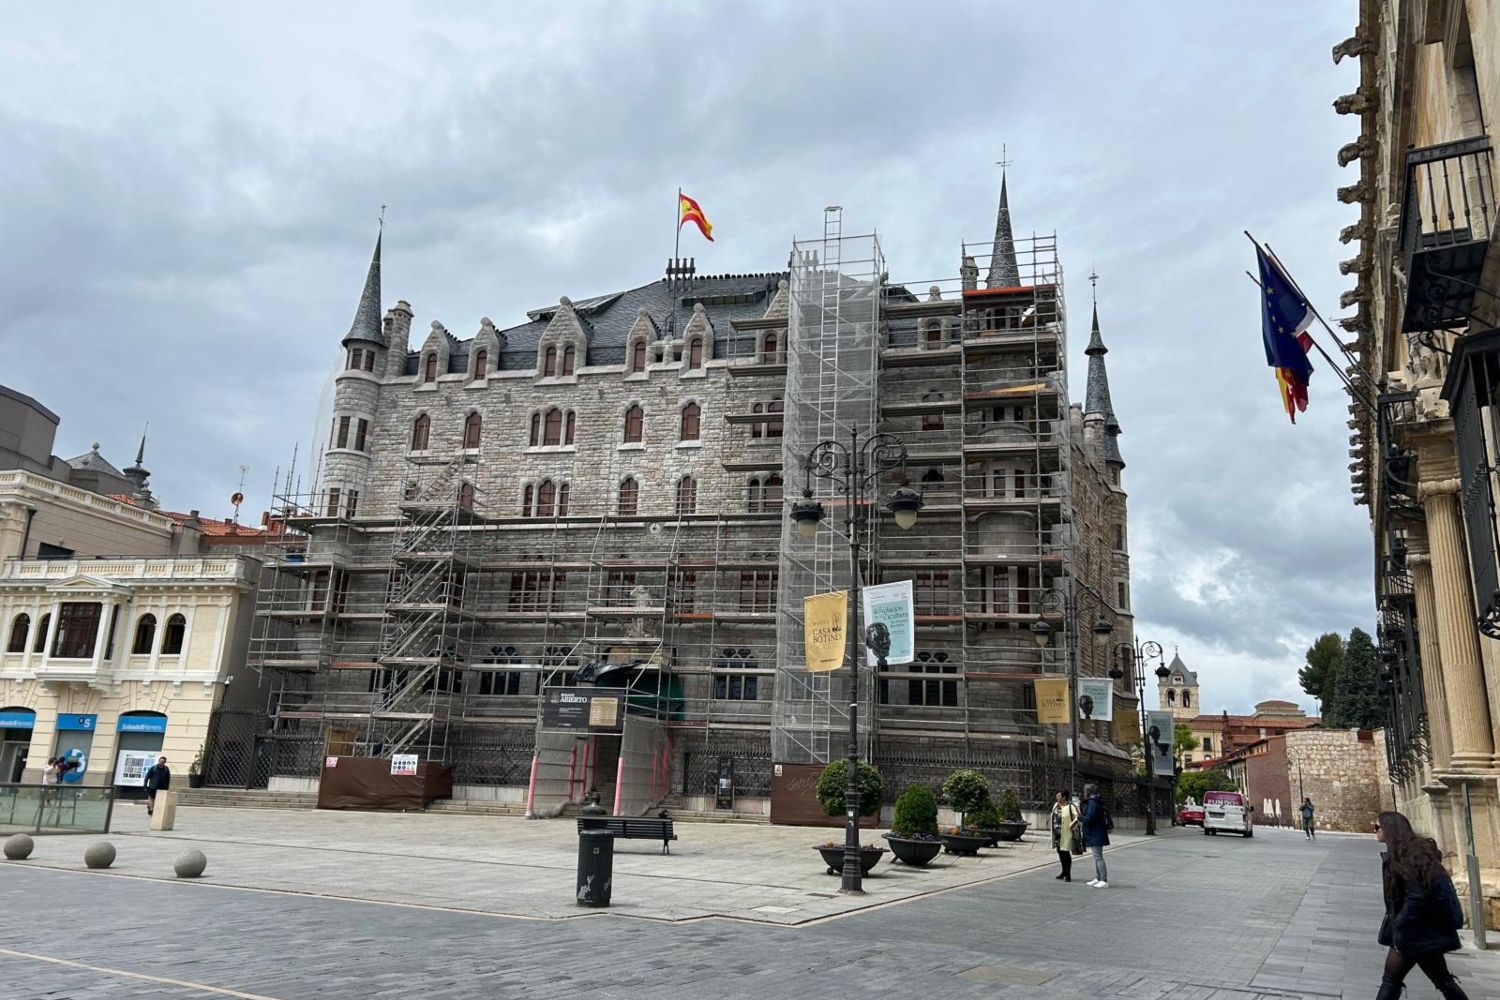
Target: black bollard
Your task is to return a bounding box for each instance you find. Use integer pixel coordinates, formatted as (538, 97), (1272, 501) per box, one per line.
(576, 799), (614, 907)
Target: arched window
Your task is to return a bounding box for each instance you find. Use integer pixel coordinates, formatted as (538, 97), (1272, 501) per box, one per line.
(543, 408), (563, 446)
(364, 350), (375, 372)
(747, 477), (761, 511)
(473, 349), (488, 379)
(764, 474), (783, 509)
(1166, 689), (1176, 706)
(922, 391), (945, 431)
(463, 412), (482, 450)
(6, 613), (29, 653)
(131, 614), (156, 655)
(162, 614), (187, 656)
(529, 413), (541, 447)
(522, 484), (534, 516)
(33, 614), (48, 653)
(558, 483), (571, 516)
(680, 402), (701, 441)
(675, 475), (697, 515)
(538, 480), (557, 517)
(564, 411), (576, 445)
(542, 346), (557, 376)
(411, 414), (430, 451)
(631, 340), (648, 373)
(1182, 691), (1192, 708)
(767, 398), (783, 438)
(623, 405), (643, 443)
(561, 345), (576, 376)
(458, 482), (475, 511)
(618, 477), (639, 516)
(763, 333), (778, 363)
(750, 403), (764, 440)
(925, 320), (944, 347)
(687, 337), (703, 369)
(348, 347), (363, 370)
(423, 354), (438, 382)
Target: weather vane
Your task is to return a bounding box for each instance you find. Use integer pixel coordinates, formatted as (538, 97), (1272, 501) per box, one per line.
(995, 143), (1013, 171)
(379, 204), (386, 231)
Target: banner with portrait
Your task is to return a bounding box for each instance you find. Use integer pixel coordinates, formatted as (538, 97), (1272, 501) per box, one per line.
(861, 579), (914, 665)
(1076, 678), (1114, 723)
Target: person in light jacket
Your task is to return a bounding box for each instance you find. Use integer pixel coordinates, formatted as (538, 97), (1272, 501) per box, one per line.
(1374, 810), (1468, 999)
(142, 756), (171, 816)
(1079, 783), (1111, 888)
(1050, 789), (1080, 882)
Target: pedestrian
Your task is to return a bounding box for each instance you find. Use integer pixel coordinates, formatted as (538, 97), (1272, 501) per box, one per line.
(41, 757), (58, 785)
(1374, 810), (1469, 999)
(1080, 783), (1111, 888)
(1050, 789), (1080, 882)
(143, 755), (171, 816)
(1300, 797), (1316, 839)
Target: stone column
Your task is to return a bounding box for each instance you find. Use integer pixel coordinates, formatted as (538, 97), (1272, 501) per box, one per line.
(1408, 538), (1454, 770)
(1419, 476), (1497, 770)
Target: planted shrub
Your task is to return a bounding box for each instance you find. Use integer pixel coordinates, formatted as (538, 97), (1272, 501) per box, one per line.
(965, 797), (1002, 831)
(890, 785), (939, 837)
(995, 787), (1023, 822)
(942, 768), (991, 820)
(816, 759), (883, 818)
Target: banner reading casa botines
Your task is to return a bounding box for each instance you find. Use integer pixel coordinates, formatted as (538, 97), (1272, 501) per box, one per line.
(803, 590), (847, 673)
(1034, 678), (1070, 724)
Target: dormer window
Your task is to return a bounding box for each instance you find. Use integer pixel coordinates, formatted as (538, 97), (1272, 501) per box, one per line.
(543, 346), (557, 377)
(631, 341), (648, 373)
(687, 337), (704, 370)
(762, 333), (778, 363)
(423, 354), (438, 382)
(473, 349), (488, 379)
(561, 345), (576, 376)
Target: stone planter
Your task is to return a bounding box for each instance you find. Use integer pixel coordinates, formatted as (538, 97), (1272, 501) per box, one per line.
(939, 831), (988, 856)
(188, 773), (206, 789)
(815, 844), (886, 876)
(993, 820), (1029, 842)
(883, 834), (943, 866)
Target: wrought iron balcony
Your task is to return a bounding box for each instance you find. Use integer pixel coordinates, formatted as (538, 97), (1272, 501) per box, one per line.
(1440, 327), (1500, 636)
(1400, 136), (1496, 331)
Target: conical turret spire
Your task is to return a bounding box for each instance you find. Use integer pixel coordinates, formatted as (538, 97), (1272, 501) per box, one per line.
(123, 425), (156, 508)
(1084, 277), (1124, 467)
(984, 171), (1020, 289)
(343, 228), (385, 347)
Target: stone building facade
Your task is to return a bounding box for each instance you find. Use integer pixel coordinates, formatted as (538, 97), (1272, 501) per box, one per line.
(239, 184), (1142, 816)
(1336, 1), (1500, 924)
(1218, 728), (1390, 834)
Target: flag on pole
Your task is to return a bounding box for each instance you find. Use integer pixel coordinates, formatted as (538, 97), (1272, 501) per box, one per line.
(1255, 246), (1315, 423)
(678, 192), (714, 242)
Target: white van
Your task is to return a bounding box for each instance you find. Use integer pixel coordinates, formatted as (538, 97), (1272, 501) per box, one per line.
(1202, 790), (1253, 837)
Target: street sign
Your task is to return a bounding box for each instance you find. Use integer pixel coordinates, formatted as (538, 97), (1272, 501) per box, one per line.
(541, 687), (623, 733)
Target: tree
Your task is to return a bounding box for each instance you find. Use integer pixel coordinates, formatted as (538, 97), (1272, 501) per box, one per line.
(1174, 723), (1199, 760)
(1299, 632), (1345, 717)
(1330, 627), (1384, 730)
(1175, 768), (1238, 804)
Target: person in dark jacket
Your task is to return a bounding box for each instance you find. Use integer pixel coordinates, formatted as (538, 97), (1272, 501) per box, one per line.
(1079, 783), (1111, 888)
(1375, 810), (1468, 999)
(143, 756), (171, 816)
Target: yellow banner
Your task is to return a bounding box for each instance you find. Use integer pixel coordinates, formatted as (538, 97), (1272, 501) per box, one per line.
(1034, 678), (1070, 724)
(803, 591), (848, 673)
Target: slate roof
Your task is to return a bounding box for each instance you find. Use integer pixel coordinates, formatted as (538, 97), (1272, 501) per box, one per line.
(1083, 301), (1124, 466)
(344, 232), (385, 347)
(1164, 652), (1198, 686)
(66, 443), (126, 478)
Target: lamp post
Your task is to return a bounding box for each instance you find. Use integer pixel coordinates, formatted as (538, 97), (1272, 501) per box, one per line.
(1029, 584), (1116, 797)
(788, 427), (923, 894)
(1109, 638), (1167, 834)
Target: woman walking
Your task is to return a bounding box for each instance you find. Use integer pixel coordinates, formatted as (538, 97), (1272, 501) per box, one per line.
(1050, 789), (1080, 882)
(1080, 783), (1111, 888)
(1375, 810), (1468, 999)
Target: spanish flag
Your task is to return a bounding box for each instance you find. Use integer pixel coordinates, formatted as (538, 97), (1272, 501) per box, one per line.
(678, 192), (713, 242)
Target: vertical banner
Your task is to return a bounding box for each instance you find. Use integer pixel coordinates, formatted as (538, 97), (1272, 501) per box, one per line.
(1076, 678), (1114, 723)
(1145, 710), (1176, 775)
(803, 590), (848, 673)
(1034, 678), (1070, 724)
(862, 580), (915, 665)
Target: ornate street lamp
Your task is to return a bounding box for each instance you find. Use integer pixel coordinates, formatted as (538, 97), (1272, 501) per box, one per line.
(1109, 638), (1167, 834)
(1033, 586), (1117, 795)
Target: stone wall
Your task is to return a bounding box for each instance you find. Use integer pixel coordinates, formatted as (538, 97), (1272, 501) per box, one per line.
(1284, 728), (1388, 833)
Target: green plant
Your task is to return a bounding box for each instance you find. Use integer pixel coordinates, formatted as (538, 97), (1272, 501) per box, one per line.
(816, 759), (882, 818)
(942, 768), (990, 819)
(1175, 768), (1238, 804)
(189, 744), (206, 776)
(995, 787), (1022, 822)
(965, 798), (1002, 831)
(890, 784), (939, 837)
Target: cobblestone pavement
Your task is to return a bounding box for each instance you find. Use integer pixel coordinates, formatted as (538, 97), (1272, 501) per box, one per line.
(3, 823), (1498, 999)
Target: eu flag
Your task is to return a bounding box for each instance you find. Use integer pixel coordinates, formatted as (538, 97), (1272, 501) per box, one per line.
(1256, 246), (1315, 422)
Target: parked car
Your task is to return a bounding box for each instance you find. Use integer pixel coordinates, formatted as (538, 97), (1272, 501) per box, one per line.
(1177, 802), (1205, 827)
(1202, 789), (1253, 837)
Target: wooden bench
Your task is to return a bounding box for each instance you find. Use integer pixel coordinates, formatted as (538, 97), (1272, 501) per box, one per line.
(577, 815), (676, 854)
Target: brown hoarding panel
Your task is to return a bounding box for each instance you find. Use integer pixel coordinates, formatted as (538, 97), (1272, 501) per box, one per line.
(768, 761), (878, 828)
(316, 757), (453, 810)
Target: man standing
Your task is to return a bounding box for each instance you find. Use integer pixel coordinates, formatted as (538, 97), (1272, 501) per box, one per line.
(143, 755), (171, 816)
(1299, 797), (1315, 839)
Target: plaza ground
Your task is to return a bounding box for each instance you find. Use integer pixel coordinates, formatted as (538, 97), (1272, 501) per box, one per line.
(1, 806), (1498, 998)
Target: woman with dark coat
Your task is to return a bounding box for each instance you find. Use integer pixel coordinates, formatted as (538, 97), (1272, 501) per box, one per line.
(1375, 810), (1468, 999)
(1079, 783), (1111, 888)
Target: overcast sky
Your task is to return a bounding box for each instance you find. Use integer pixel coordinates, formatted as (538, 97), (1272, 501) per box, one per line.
(0, 2), (1367, 714)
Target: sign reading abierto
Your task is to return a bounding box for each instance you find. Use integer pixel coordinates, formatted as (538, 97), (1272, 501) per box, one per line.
(862, 580), (914, 666)
(541, 687), (624, 733)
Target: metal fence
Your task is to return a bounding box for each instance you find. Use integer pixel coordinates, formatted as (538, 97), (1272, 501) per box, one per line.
(0, 784), (114, 835)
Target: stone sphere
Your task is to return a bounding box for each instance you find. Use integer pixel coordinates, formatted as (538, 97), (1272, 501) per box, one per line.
(174, 848), (207, 879)
(3, 833), (34, 860)
(84, 841), (116, 869)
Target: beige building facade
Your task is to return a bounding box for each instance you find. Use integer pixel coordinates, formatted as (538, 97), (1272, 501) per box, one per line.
(1337, 0), (1500, 924)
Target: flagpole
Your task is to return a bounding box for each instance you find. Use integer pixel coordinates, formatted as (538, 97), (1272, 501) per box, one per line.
(674, 186), (682, 267)
(1245, 271), (1377, 413)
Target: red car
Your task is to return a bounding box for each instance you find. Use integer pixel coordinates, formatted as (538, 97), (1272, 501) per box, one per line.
(1177, 803), (1205, 827)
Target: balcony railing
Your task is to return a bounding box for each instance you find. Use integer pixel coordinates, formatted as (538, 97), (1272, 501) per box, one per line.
(1400, 136), (1496, 332)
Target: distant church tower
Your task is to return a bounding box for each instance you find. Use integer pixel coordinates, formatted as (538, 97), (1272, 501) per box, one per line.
(1158, 651), (1200, 719)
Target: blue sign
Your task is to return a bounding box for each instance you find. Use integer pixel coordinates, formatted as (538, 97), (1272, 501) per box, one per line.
(117, 715), (167, 734)
(60, 747), (88, 783)
(0, 710), (36, 729)
(56, 714), (97, 732)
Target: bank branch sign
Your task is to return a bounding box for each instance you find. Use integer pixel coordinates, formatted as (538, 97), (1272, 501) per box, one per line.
(541, 687), (623, 733)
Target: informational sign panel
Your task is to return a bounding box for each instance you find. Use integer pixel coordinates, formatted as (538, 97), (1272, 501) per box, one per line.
(862, 580), (914, 666)
(114, 749), (157, 786)
(768, 762), (879, 828)
(802, 590), (847, 673)
(1034, 678), (1070, 724)
(1145, 710), (1176, 775)
(390, 754), (419, 776)
(541, 687), (623, 733)
(715, 758), (734, 810)
(1076, 678), (1114, 722)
